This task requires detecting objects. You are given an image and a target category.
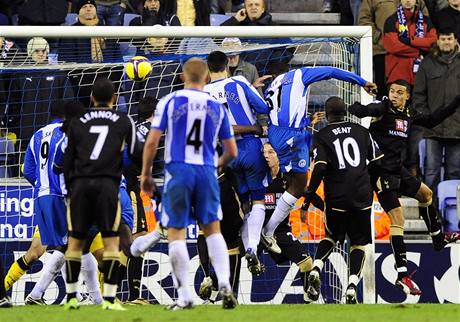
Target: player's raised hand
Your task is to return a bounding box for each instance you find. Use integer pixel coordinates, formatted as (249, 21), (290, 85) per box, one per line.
(363, 82), (378, 96)
(140, 175), (156, 197)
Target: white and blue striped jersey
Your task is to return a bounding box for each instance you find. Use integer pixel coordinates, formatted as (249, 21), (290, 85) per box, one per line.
(23, 119), (67, 198)
(151, 88), (234, 167)
(266, 67), (367, 128)
(204, 76), (268, 140)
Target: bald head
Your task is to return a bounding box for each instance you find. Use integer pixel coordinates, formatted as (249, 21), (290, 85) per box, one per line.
(183, 58), (209, 85)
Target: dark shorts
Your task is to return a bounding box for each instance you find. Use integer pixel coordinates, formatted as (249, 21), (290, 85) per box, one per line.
(269, 228), (308, 264)
(68, 177), (121, 239)
(372, 167), (421, 212)
(324, 207), (372, 246)
(219, 176), (243, 250)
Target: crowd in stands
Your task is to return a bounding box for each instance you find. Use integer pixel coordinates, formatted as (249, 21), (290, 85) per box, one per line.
(0, 0), (459, 232)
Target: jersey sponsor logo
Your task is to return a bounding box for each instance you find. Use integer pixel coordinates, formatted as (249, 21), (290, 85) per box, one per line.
(388, 130), (408, 138)
(265, 193), (276, 205)
(395, 119), (408, 132)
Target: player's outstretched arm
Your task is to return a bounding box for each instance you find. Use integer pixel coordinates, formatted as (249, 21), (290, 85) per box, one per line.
(413, 94), (460, 128)
(232, 124), (263, 135)
(348, 100), (386, 118)
(140, 128), (162, 196)
(23, 141), (36, 185)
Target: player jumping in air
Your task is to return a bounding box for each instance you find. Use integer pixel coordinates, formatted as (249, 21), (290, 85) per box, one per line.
(204, 51), (269, 274)
(302, 97), (383, 304)
(349, 80), (460, 295)
(141, 58), (238, 310)
(261, 62), (376, 253)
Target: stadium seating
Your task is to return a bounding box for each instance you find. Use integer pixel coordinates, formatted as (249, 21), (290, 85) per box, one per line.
(64, 13), (78, 26)
(123, 13), (139, 26)
(210, 14), (231, 26)
(437, 180), (460, 232)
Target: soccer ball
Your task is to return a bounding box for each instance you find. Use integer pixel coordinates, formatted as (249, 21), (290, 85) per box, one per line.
(125, 56), (152, 81)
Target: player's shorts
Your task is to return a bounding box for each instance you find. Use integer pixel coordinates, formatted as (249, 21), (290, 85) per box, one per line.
(324, 207), (372, 246)
(34, 195), (68, 247)
(120, 186), (134, 231)
(68, 177), (121, 239)
(229, 137), (269, 200)
(372, 167), (421, 212)
(161, 163), (222, 229)
(269, 227), (307, 264)
(219, 175), (243, 250)
(128, 187), (148, 235)
(268, 125), (311, 173)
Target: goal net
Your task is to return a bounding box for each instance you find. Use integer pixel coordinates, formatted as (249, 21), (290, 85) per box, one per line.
(0, 26), (374, 305)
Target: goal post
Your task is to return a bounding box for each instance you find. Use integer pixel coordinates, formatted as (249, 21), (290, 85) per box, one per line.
(0, 25), (375, 304)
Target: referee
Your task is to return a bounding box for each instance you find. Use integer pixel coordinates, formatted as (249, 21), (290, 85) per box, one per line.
(63, 78), (138, 311)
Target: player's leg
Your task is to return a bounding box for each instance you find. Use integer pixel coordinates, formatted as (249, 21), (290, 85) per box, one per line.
(308, 208), (343, 302)
(4, 228), (46, 291)
(80, 235), (103, 305)
(414, 182), (460, 250)
(345, 208), (372, 304)
(263, 127), (309, 253)
(162, 163), (194, 310)
(27, 195), (68, 304)
(196, 230), (215, 301)
(196, 166), (237, 309)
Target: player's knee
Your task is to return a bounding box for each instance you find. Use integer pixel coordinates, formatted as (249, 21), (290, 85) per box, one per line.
(388, 208), (405, 226)
(298, 256), (313, 273)
(417, 186), (433, 206)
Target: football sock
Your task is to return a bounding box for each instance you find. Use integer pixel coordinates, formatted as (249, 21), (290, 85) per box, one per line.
(4, 255), (30, 291)
(247, 204), (265, 251)
(228, 248), (241, 295)
(169, 240), (191, 305)
(127, 256), (144, 301)
(65, 250), (82, 301)
(240, 213), (250, 251)
(419, 204), (443, 243)
(313, 238), (336, 271)
(60, 265), (83, 302)
(81, 253), (102, 304)
(264, 192), (297, 237)
(102, 251), (120, 304)
(30, 250), (65, 299)
(197, 234), (211, 277)
(390, 225), (407, 279)
(130, 230), (161, 257)
(206, 233), (231, 290)
(349, 246), (366, 286)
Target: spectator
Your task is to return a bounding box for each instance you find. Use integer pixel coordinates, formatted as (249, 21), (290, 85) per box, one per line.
(413, 28), (460, 195)
(17, 0), (71, 25)
(221, 37), (270, 94)
(130, 0), (181, 26)
(426, 0), (449, 23)
(6, 38), (74, 159)
(59, 0), (121, 63)
(383, 0), (437, 86)
(359, 0), (429, 98)
(95, 0), (128, 25)
(220, 0), (275, 26)
(436, 0), (460, 39)
(162, 0), (211, 26)
(322, 1), (362, 25)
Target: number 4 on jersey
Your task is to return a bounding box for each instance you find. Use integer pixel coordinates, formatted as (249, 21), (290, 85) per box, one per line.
(186, 119), (202, 153)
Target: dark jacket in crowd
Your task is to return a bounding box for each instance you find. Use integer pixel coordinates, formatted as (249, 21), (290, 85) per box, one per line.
(221, 11), (275, 26)
(58, 21), (121, 63)
(383, 7), (437, 84)
(5, 70), (74, 150)
(162, 0), (210, 26)
(436, 5), (460, 41)
(129, 9), (181, 26)
(18, 0), (70, 25)
(413, 44), (460, 140)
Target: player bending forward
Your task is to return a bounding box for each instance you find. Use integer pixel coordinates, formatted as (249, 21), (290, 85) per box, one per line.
(303, 97), (383, 304)
(141, 58), (238, 310)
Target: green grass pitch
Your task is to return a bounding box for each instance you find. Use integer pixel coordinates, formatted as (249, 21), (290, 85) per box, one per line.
(0, 304), (458, 322)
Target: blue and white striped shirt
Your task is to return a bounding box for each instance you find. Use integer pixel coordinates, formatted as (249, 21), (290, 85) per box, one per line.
(204, 76), (268, 140)
(266, 67), (367, 128)
(24, 119), (67, 198)
(151, 89), (234, 167)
